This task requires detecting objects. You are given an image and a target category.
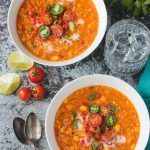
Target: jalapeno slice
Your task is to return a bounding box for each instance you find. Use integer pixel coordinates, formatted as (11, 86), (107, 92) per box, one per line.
(38, 26), (51, 38)
(50, 3), (64, 15)
(105, 115), (117, 127)
(89, 104), (100, 114)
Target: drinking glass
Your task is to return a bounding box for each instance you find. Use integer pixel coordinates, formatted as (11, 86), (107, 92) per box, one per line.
(104, 19), (150, 75)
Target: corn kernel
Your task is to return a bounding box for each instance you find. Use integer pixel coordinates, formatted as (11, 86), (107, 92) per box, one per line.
(77, 4), (81, 7)
(70, 147), (74, 150)
(115, 124), (121, 132)
(51, 56), (59, 61)
(80, 105), (87, 112)
(100, 96), (107, 102)
(104, 147), (110, 150)
(73, 136), (79, 142)
(66, 105), (73, 110)
(135, 127), (139, 132)
(64, 99), (68, 104)
(127, 138), (131, 143)
(131, 144), (135, 149)
(60, 127), (65, 133)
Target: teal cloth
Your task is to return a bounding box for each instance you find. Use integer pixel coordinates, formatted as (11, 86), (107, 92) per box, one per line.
(137, 58), (150, 150)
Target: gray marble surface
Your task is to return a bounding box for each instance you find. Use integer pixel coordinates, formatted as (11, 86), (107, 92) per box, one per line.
(0, 0), (150, 150)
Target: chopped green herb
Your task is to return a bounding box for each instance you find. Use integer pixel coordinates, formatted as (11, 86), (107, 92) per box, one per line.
(72, 120), (78, 129)
(54, 20), (59, 24)
(67, 4), (73, 9)
(72, 111), (77, 119)
(53, 15), (58, 20)
(63, 34), (70, 39)
(34, 12), (38, 17)
(109, 103), (118, 113)
(91, 144), (98, 150)
(88, 92), (97, 101)
(93, 130), (101, 134)
(100, 123), (106, 134)
(46, 4), (51, 14)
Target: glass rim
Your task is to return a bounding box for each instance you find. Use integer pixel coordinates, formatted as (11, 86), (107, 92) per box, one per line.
(105, 19), (150, 63)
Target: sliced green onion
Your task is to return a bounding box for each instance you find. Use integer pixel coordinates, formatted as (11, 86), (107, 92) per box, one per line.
(50, 3), (64, 15)
(69, 21), (76, 32)
(89, 104), (100, 114)
(88, 92), (97, 101)
(38, 26), (51, 38)
(105, 115), (117, 127)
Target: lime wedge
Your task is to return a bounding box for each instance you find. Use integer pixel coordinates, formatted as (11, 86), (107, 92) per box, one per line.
(0, 73), (20, 95)
(7, 51), (34, 71)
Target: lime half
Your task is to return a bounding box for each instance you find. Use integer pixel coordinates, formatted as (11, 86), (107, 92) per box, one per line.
(0, 73), (20, 95)
(7, 51), (34, 71)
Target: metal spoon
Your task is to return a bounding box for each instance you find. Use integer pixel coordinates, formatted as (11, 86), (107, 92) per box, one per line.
(13, 117), (30, 145)
(25, 112), (42, 150)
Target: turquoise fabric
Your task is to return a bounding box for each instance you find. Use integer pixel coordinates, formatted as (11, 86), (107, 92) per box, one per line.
(137, 58), (150, 150)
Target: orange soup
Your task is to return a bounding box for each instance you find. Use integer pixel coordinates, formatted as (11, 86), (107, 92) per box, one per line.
(55, 86), (140, 150)
(17, 0), (99, 61)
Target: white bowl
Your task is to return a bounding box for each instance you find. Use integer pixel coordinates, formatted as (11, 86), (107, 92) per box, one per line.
(45, 74), (150, 150)
(8, 0), (107, 66)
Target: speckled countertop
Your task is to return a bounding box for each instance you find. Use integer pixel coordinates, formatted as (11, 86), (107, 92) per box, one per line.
(0, 0), (150, 150)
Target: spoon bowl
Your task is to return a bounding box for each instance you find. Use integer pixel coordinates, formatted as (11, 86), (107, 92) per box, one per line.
(13, 117), (30, 145)
(25, 112), (41, 148)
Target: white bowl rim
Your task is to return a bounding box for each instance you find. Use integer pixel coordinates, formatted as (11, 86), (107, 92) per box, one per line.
(45, 74), (150, 150)
(7, 0), (107, 66)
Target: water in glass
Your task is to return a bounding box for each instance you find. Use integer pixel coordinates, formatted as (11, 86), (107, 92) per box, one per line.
(104, 19), (150, 75)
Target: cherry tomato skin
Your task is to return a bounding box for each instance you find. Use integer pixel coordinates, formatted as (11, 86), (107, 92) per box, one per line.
(28, 67), (45, 83)
(95, 134), (101, 140)
(18, 88), (32, 102)
(32, 85), (46, 100)
(101, 130), (117, 145)
(61, 20), (69, 32)
(88, 114), (102, 127)
(58, 16), (63, 24)
(51, 24), (63, 37)
(63, 10), (77, 22)
(89, 126), (95, 132)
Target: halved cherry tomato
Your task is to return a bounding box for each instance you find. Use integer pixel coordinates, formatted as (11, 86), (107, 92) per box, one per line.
(63, 10), (77, 22)
(101, 130), (117, 145)
(51, 24), (63, 37)
(89, 126), (95, 132)
(95, 134), (101, 140)
(57, 16), (63, 24)
(28, 67), (45, 83)
(32, 85), (46, 100)
(61, 20), (69, 32)
(80, 139), (85, 145)
(88, 114), (102, 127)
(40, 14), (53, 25)
(18, 87), (32, 102)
